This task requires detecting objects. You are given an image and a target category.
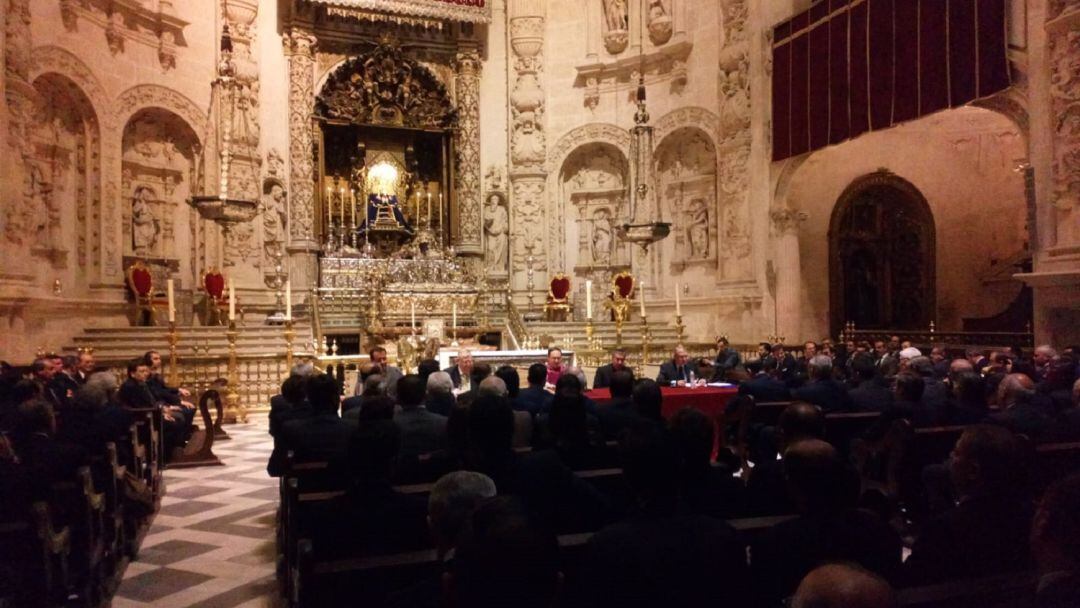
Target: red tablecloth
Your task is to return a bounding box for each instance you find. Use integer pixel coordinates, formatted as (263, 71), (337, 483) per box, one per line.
(584, 386), (738, 420)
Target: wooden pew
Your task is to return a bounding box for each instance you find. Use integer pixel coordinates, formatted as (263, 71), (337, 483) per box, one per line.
(897, 570), (1039, 608)
(0, 502), (73, 608)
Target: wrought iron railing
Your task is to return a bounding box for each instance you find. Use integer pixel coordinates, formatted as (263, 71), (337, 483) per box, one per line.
(841, 322), (1034, 349)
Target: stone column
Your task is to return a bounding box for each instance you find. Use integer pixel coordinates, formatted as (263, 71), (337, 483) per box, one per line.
(770, 208), (807, 343)
(284, 30), (319, 290)
(454, 48), (483, 254)
(508, 0), (548, 293)
(2, 0), (37, 276)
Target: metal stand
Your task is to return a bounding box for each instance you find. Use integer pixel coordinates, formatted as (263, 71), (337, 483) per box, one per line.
(224, 320), (247, 424)
(283, 319), (295, 371)
(674, 313), (685, 345)
(167, 321), (180, 387)
(640, 314), (652, 372)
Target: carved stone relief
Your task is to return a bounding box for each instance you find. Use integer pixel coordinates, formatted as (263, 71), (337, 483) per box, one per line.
(454, 49), (483, 251)
(1047, 12), (1080, 248)
(510, 16), (546, 167)
(285, 31), (318, 248)
(602, 0), (629, 54)
(561, 143), (631, 275)
(656, 128), (717, 271)
(647, 0), (673, 46)
(55, 0), (189, 71)
(483, 165), (510, 276)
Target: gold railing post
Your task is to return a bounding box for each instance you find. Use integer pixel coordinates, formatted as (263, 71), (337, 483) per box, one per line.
(284, 318), (295, 372)
(167, 321), (180, 387)
(225, 320), (247, 424)
(641, 313), (651, 371)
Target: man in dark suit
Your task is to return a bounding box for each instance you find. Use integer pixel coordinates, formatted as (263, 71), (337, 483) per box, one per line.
(1031, 472), (1080, 608)
(712, 337), (742, 381)
(593, 349), (630, 389)
(515, 363), (553, 416)
(589, 423), (750, 608)
(875, 340), (899, 378)
(791, 356), (854, 413)
(745, 401), (825, 516)
(48, 356), (81, 410)
(738, 357), (791, 403)
(355, 346), (403, 400)
(847, 352), (893, 411)
(442, 349), (474, 391)
(424, 371), (456, 417)
(31, 358), (66, 410)
(10, 399), (89, 501)
(119, 358), (190, 456)
(143, 351), (196, 433)
(393, 374), (447, 459)
(669, 408), (744, 518)
(910, 356), (950, 414)
(656, 346), (701, 386)
(750, 439), (902, 605)
(904, 425), (1033, 585)
(990, 373), (1055, 441)
(596, 370), (647, 439)
(267, 373), (312, 476)
(74, 351), (96, 385)
(280, 373), (353, 466)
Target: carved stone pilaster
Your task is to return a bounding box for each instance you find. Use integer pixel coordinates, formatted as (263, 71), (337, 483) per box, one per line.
(1047, 6), (1080, 249)
(454, 49), (483, 253)
(3, 0), (39, 263)
(284, 30), (318, 290)
(770, 208), (807, 341)
(509, 3), (549, 290)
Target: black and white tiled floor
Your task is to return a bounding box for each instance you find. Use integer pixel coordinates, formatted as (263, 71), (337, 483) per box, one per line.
(113, 417), (282, 608)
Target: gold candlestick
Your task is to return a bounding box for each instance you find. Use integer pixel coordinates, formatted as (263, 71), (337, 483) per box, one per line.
(674, 314), (685, 346)
(641, 314), (651, 370)
(167, 321), (180, 387)
(283, 318), (295, 371)
(224, 320), (247, 424)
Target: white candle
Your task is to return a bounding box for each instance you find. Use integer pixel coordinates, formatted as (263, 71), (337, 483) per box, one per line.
(285, 279), (292, 321)
(166, 279), (175, 323)
(228, 280), (236, 321)
(411, 299), (417, 329)
(326, 185), (333, 226)
(675, 283), (681, 316)
(427, 191), (432, 223)
(585, 280), (593, 319)
(639, 283), (647, 318)
(452, 301), (457, 328)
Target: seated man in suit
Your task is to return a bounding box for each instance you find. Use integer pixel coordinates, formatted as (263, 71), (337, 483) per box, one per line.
(393, 374), (447, 460)
(792, 563), (897, 608)
(119, 358), (191, 456)
(515, 363), (553, 416)
(847, 352), (893, 412)
(595, 370), (640, 439)
(656, 346), (703, 386)
(669, 407), (743, 518)
(904, 424), (1033, 585)
(267, 374), (312, 476)
(711, 336), (742, 381)
(424, 371), (456, 417)
(745, 401), (824, 516)
(593, 349), (630, 390)
(143, 351), (196, 436)
(990, 373), (1055, 440)
(750, 439), (902, 605)
(739, 356), (791, 403)
(791, 355), (854, 413)
(589, 423), (749, 608)
(355, 346), (403, 400)
(1031, 472), (1080, 608)
(280, 374), (353, 467)
(443, 349), (474, 392)
(10, 399), (90, 501)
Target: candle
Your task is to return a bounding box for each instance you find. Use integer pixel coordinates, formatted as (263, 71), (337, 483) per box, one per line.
(415, 191), (421, 224)
(675, 283), (681, 316)
(639, 282), (646, 318)
(326, 185), (333, 227)
(410, 299), (416, 329)
(585, 279), (593, 320)
(166, 279), (175, 323)
(452, 301), (457, 329)
(339, 186), (345, 224)
(439, 192), (444, 229)
(285, 279), (292, 321)
(228, 279), (236, 321)
(427, 191), (432, 223)
(350, 188), (356, 226)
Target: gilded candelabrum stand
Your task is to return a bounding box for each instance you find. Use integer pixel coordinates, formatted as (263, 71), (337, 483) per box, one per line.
(674, 314), (686, 346)
(283, 319), (295, 371)
(167, 321), (181, 387)
(224, 320), (247, 424)
(640, 314), (652, 374)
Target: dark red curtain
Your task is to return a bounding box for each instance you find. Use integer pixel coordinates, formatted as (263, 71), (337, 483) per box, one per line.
(771, 0), (1011, 162)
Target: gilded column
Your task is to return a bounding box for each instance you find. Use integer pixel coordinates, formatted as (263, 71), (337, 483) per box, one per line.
(454, 48), (483, 254)
(508, 0), (548, 292)
(284, 30), (318, 289)
(770, 208), (807, 343)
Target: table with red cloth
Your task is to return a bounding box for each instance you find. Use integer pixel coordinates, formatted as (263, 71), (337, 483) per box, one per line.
(584, 386), (738, 420)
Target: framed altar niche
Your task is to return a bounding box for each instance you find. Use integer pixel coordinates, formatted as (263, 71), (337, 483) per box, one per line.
(313, 36), (460, 258)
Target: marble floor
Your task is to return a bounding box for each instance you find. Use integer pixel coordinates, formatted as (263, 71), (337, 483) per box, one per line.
(112, 416), (282, 608)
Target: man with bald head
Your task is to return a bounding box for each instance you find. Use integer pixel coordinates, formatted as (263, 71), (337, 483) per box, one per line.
(750, 439), (901, 605)
(443, 349), (474, 391)
(792, 563), (897, 608)
(990, 373), (1054, 439)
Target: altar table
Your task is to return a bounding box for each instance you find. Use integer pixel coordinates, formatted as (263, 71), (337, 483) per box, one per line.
(584, 386), (739, 420)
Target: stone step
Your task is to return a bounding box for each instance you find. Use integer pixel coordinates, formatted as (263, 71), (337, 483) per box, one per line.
(66, 324), (314, 361)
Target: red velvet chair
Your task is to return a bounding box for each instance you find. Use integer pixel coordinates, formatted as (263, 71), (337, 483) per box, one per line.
(126, 261), (156, 326)
(544, 273), (573, 321)
(202, 269), (227, 326)
(609, 271), (635, 323)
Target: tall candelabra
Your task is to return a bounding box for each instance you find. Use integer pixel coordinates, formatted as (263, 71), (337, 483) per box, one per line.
(224, 320), (247, 424)
(525, 255), (536, 311)
(167, 321), (180, 387)
(283, 318), (295, 371)
(674, 313), (686, 345)
(640, 313), (652, 371)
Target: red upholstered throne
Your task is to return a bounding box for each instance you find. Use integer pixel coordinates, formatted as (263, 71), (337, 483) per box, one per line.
(202, 269), (228, 326)
(608, 271), (635, 322)
(544, 273), (573, 321)
(126, 261), (157, 326)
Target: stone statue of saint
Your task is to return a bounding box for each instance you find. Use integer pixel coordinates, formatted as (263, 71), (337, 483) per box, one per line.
(591, 208), (613, 264)
(262, 182), (287, 242)
(649, 0), (669, 20)
(604, 0), (628, 31)
(687, 199), (710, 259)
(484, 193), (509, 271)
(131, 186), (160, 255)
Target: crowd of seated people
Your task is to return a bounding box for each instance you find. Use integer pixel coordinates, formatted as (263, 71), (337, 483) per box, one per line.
(270, 337), (1080, 607)
(1, 350), (185, 606)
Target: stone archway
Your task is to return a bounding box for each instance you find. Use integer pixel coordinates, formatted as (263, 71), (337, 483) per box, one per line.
(828, 172), (936, 335)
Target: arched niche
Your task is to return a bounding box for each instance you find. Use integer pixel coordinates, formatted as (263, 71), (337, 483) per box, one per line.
(654, 126), (719, 275)
(120, 108), (204, 284)
(22, 72), (102, 277)
(828, 172), (936, 335)
(558, 142), (631, 301)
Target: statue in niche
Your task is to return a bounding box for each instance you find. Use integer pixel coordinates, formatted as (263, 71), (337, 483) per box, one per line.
(131, 186), (160, 255)
(262, 181), (287, 242)
(484, 192), (509, 271)
(25, 163), (56, 248)
(687, 198), (710, 259)
(591, 208), (613, 265)
(647, 0), (673, 45)
(604, 0), (629, 31)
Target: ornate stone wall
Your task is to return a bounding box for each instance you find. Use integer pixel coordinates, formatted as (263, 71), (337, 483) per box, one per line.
(454, 48), (483, 253)
(284, 29), (318, 290)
